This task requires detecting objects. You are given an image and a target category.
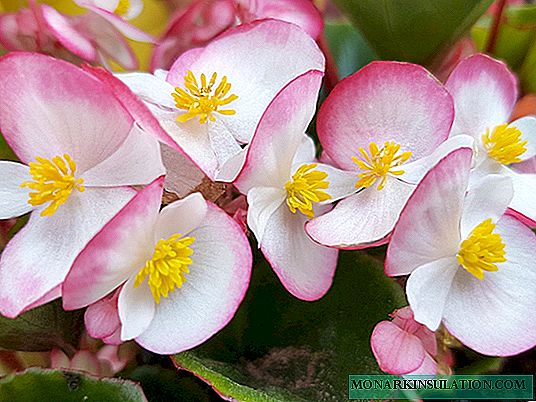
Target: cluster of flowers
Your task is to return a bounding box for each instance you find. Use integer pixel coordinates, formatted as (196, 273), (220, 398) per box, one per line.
(0, 8), (535, 372)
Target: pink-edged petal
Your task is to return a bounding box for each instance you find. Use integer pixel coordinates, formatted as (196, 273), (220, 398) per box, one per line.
(446, 53), (518, 139)
(510, 116), (536, 161)
(161, 144), (205, 197)
(0, 53), (133, 172)
(62, 178), (163, 310)
(401, 135), (475, 184)
(504, 168), (536, 224)
(513, 156), (536, 174)
(246, 186), (286, 245)
(234, 70), (324, 192)
(292, 134), (316, 166)
(317, 61), (454, 170)
(116, 72), (176, 109)
(306, 179), (414, 250)
(118, 275), (156, 340)
(83, 6), (155, 42)
(386, 148), (473, 276)
(407, 257), (459, 331)
(168, 19), (325, 144)
(237, 0), (323, 39)
(102, 328), (123, 345)
(460, 174), (513, 238)
(444, 215), (536, 356)
(40, 5), (97, 61)
(371, 320), (426, 375)
(0, 161), (32, 219)
(82, 126), (165, 187)
(84, 290), (121, 340)
(410, 353), (438, 375)
(154, 192), (208, 240)
(136, 202), (252, 354)
(313, 163), (359, 202)
(0, 186), (134, 317)
(260, 203), (338, 301)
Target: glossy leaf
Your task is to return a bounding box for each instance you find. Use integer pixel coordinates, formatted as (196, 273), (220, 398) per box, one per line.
(333, 0), (493, 64)
(173, 250), (406, 402)
(0, 368), (147, 402)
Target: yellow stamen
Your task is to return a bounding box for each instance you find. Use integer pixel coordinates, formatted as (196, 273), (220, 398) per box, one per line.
(352, 141), (412, 190)
(114, 0), (130, 15)
(20, 154), (85, 217)
(457, 218), (506, 280)
(134, 234), (195, 304)
(172, 70), (238, 124)
(285, 163), (331, 219)
(482, 124), (527, 165)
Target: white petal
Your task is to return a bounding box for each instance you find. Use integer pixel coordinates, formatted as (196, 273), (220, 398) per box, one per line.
(118, 275), (156, 341)
(510, 116), (536, 161)
(115, 72), (176, 109)
(246, 186), (286, 245)
(312, 163), (358, 203)
(407, 257), (459, 331)
(161, 144), (205, 197)
(0, 161), (32, 219)
(504, 168), (536, 223)
(154, 193), (208, 241)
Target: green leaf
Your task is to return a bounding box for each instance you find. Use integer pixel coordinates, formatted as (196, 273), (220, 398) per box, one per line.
(0, 300), (83, 354)
(323, 22), (377, 79)
(333, 0), (493, 64)
(0, 132), (16, 161)
(173, 250), (406, 402)
(0, 368), (147, 402)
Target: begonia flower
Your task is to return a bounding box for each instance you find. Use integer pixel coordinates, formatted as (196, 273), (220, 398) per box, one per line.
(386, 147), (536, 356)
(150, 0), (323, 71)
(62, 177), (252, 354)
(371, 307), (438, 375)
(234, 70), (347, 300)
(0, 53), (165, 317)
(306, 61), (471, 249)
(446, 53), (536, 225)
(118, 19), (325, 181)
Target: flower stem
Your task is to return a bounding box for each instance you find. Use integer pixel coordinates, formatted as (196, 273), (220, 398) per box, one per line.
(486, 0), (507, 54)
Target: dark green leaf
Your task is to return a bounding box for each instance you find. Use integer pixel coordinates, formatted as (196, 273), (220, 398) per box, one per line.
(0, 368), (147, 402)
(0, 300), (83, 354)
(333, 0), (493, 64)
(173, 250), (406, 401)
(0, 132), (16, 161)
(323, 21), (377, 79)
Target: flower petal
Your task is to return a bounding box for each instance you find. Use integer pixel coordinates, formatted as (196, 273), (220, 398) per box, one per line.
(443, 215), (536, 355)
(82, 125), (165, 187)
(161, 144), (205, 197)
(234, 70), (324, 192)
(0, 53), (133, 172)
(306, 179), (414, 250)
(460, 174), (513, 238)
(118, 275), (156, 341)
(386, 148), (472, 276)
(504, 168), (536, 224)
(136, 202), (252, 354)
(115, 71), (176, 109)
(62, 178), (163, 310)
(510, 116), (536, 161)
(371, 320), (426, 375)
(168, 19), (325, 144)
(0, 186), (134, 317)
(0, 161), (32, 219)
(314, 163), (361, 203)
(154, 192), (208, 241)
(446, 53), (518, 139)
(84, 289), (121, 340)
(83, 6), (155, 42)
(260, 203), (338, 301)
(317, 61), (454, 170)
(407, 257), (459, 331)
(246, 186), (286, 245)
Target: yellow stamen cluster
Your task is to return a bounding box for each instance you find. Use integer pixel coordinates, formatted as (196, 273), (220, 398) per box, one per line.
(352, 141), (412, 190)
(20, 154), (85, 217)
(285, 163), (331, 219)
(114, 0), (130, 15)
(172, 70), (238, 124)
(457, 219), (506, 280)
(482, 124), (527, 165)
(134, 234), (195, 304)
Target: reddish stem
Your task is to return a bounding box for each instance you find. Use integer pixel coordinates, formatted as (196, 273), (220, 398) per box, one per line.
(486, 0), (507, 54)
(317, 34), (339, 94)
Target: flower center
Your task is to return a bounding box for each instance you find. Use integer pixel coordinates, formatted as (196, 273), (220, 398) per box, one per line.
(285, 163), (331, 219)
(352, 141), (412, 190)
(134, 234), (195, 304)
(114, 0), (130, 15)
(172, 70), (238, 124)
(456, 218), (506, 280)
(481, 124), (527, 165)
(20, 154), (85, 217)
